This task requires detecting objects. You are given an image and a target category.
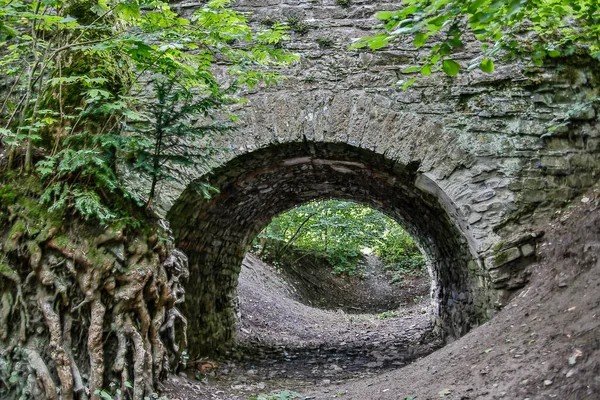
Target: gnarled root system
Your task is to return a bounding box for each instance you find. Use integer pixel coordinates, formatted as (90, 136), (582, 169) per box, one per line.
(0, 218), (189, 400)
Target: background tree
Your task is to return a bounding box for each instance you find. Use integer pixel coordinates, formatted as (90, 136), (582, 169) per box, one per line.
(126, 77), (234, 209)
(1, 0), (295, 223)
(256, 200), (426, 277)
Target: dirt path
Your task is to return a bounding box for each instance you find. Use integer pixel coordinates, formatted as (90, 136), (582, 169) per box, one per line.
(164, 191), (600, 400)
(164, 255), (438, 399)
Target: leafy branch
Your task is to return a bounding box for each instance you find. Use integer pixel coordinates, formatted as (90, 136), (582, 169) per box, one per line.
(352, 0), (600, 88)
(0, 0), (297, 224)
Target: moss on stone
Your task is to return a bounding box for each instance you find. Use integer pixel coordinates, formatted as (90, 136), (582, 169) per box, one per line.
(0, 185), (17, 207)
(5, 221), (27, 251)
(493, 240), (506, 254)
(8, 221), (26, 241)
(494, 251), (508, 267)
(0, 256), (16, 277)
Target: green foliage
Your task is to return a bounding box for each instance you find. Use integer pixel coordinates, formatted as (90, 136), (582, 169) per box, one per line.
(286, 16), (310, 35)
(256, 200), (425, 277)
(377, 310), (398, 319)
(94, 380), (165, 400)
(0, 184), (17, 206)
(0, 0), (296, 224)
(352, 0), (600, 84)
(374, 225), (426, 278)
(317, 37), (335, 48)
(125, 77), (233, 208)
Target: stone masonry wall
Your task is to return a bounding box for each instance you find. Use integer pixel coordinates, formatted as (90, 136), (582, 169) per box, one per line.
(160, 0), (600, 356)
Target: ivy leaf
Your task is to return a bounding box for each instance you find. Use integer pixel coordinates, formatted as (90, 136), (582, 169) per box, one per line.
(414, 33), (428, 48)
(375, 11), (393, 20)
(480, 58), (495, 73)
(420, 64), (432, 76)
(442, 59), (460, 76)
(401, 77), (417, 90)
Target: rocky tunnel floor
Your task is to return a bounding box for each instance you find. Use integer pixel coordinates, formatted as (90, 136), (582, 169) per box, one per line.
(163, 254), (441, 399)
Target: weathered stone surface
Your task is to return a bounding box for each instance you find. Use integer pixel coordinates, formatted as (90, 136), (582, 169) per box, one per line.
(521, 243), (535, 257)
(158, 0), (600, 357)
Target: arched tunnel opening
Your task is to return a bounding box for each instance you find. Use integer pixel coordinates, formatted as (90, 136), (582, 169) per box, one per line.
(167, 141), (495, 359)
(247, 198), (432, 314)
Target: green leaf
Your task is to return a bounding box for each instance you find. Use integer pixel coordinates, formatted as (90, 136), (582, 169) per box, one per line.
(480, 58), (495, 73)
(414, 33), (428, 48)
(448, 38), (463, 48)
(94, 390), (113, 400)
(366, 34), (390, 50)
(115, 2), (141, 21)
(548, 50), (561, 58)
(402, 66), (421, 73)
(401, 77), (417, 90)
(375, 11), (393, 20)
(420, 64), (432, 76)
(441, 59), (460, 76)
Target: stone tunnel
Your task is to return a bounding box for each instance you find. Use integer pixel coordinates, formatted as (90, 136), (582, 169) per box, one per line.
(168, 142), (493, 356)
(158, 0), (600, 357)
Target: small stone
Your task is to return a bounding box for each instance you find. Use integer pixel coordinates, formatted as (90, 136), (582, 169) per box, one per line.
(566, 369), (576, 378)
(178, 372), (187, 378)
(520, 379), (529, 385)
(581, 197), (590, 203)
(520, 243), (535, 257)
(544, 379), (553, 386)
(468, 213), (482, 224)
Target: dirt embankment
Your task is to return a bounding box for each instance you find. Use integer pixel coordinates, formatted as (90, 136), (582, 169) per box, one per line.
(235, 254), (438, 363)
(259, 249), (430, 313)
(164, 253), (437, 399)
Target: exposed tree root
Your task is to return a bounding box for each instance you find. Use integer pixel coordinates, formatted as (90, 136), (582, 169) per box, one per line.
(0, 216), (189, 400)
(87, 298), (106, 399)
(38, 287), (74, 400)
(24, 348), (58, 400)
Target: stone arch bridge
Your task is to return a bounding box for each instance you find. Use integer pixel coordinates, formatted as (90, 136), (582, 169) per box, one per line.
(162, 0), (600, 357)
